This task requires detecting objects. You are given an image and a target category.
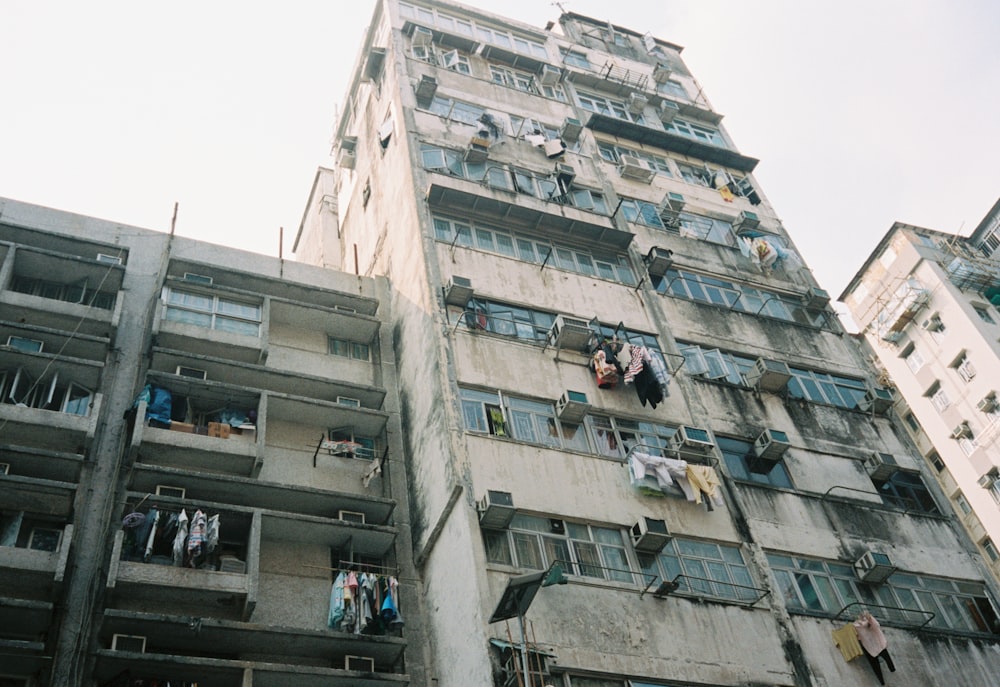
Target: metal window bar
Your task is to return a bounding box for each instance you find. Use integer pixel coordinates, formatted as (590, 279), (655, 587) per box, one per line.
(821, 484), (939, 517)
(450, 308), (549, 344)
(835, 601), (935, 629)
(650, 573), (770, 607)
(549, 558), (654, 589)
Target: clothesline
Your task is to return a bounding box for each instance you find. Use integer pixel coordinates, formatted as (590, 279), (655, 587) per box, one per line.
(301, 562), (418, 582)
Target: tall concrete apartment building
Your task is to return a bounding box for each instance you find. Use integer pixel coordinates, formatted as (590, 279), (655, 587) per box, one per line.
(0, 200), (424, 685)
(291, 1), (1000, 686)
(841, 199), (1000, 587)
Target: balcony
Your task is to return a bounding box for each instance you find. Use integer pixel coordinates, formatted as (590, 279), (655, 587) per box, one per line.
(585, 112), (758, 172)
(0, 443), (84, 483)
(426, 174), (634, 250)
(0, 597), (53, 677)
(0, 520), (73, 599)
(0, 394), (102, 453)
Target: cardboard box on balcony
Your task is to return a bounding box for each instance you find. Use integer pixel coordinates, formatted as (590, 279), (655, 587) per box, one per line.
(170, 421), (196, 434)
(208, 422), (231, 439)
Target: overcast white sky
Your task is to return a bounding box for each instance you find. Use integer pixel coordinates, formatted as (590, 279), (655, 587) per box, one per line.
(2, 0), (998, 299)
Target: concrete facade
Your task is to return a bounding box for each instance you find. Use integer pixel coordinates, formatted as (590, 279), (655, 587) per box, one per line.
(295, 2), (1000, 686)
(0, 198), (425, 686)
(841, 200), (1000, 586)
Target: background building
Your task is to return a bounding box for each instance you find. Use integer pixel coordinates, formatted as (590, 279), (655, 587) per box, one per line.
(0, 198), (424, 686)
(841, 198), (1000, 584)
(294, 1), (1000, 687)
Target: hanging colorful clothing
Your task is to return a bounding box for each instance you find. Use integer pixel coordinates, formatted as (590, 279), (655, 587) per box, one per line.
(328, 572), (347, 629)
(186, 510), (207, 567)
(172, 509), (189, 566)
(831, 623), (863, 662)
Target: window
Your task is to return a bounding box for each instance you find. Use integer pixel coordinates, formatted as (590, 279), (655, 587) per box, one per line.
(432, 215), (635, 285)
(902, 344), (925, 373)
(588, 416), (675, 459)
(619, 198), (665, 229)
(596, 143), (672, 176)
(718, 436), (793, 488)
(678, 343), (755, 386)
(677, 212), (735, 247)
(439, 48), (471, 74)
(958, 435), (978, 457)
(328, 337), (370, 361)
(489, 64), (535, 92)
(484, 513), (633, 583)
(878, 247), (897, 269)
(903, 412), (921, 432)
(0, 367), (93, 417)
(560, 48), (591, 69)
(426, 95), (485, 126)
(640, 538), (757, 602)
(874, 471), (939, 514)
(576, 90), (645, 125)
(665, 117), (727, 147)
(327, 428), (376, 460)
(951, 352), (976, 382)
(657, 79), (688, 100)
(11, 275), (116, 310)
(955, 493), (973, 515)
(164, 287), (261, 337)
(925, 381), (950, 412)
(656, 269), (831, 329)
(973, 305), (996, 324)
(787, 368), (868, 410)
(767, 554), (999, 634)
(926, 450), (945, 472)
(983, 538), (999, 563)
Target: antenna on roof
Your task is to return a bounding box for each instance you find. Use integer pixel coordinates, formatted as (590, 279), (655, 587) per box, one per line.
(552, 1), (569, 13)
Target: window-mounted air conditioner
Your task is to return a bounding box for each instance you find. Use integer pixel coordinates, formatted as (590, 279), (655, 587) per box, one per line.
(415, 74), (438, 103)
(175, 365), (207, 380)
(556, 390), (590, 423)
(658, 191), (685, 224)
(977, 469), (998, 489)
(857, 386), (894, 415)
(345, 655), (376, 672)
(652, 63), (672, 84)
(338, 147), (356, 170)
(0, 462), (9, 475)
(731, 210), (760, 233)
(803, 287), (831, 309)
(183, 273), (213, 285)
(921, 314), (943, 332)
(744, 358), (792, 393)
(478, 490), (515, 529)
(111, 634), (147, 653)
(559, 117), (583, 143)
(631, 517), (671, 553)
(753, 428), (790, 461)
(444, 275), (474, 306)
(644, 246), (674, 278)
(618, 155), (655, 183)
(96, 253), (123, 265)
(337, 396), (362, 408)
(951, 422), (972, 440)
(865, 452), (899, 481)
(547, 314), (593, 351)
(411, 25), (434, 47)
(465, 136), (490, 163)
(555, 162), (576, 187)
(658, 100), (680, 124)
(627, 92), (649, 114)
(155, 484), (186, 499)
(669, 426), (714, 453)
(977, 393), (998, 414)
(543, 138), (566, 159)
(338, 509), (366, 524)
(854, 550), (896, 584)
(537, 63), (562, 86)
(6, 336), (44, 353)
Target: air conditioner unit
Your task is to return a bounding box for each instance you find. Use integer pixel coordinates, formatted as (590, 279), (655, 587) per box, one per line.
(547, 314), (593, 351)
(337, 396), (362, 407)
(555, 162), (576, 186)
(619, 155), (655, 183)
(338, 509), (366, 524)
(218, 555), (247, 574)
(415, 74), (438, 103)
(977, 469), (998, 489)
(744, 358), (792, 393)
(537, 63), (562, 86)
(175, 365), (207, 380)
(803, 287), (831, 309)
(345, 655), (376, 672)
(556, 390), (590, 423)
(658, 100), (680, 124)
(754, 429), (791, 461)
(411, 25), (434, 47)
(977, 393), (998, 413)
(669, 426), (714, 453)
(337, 147), (356, 170)
(658, 191), (685, 223)
(921, 315), (943, 332)
(0, 462), (9, 475)
(652, 63), (672, 84)
(465, 136), (490, 163)
(627, 92), (649, 114)
(857, 387), (894, 414)
(444, 275), (474, 306)
(732, 210), (760, 233)
(865, 452), (899, 481)
(6, 336), (44, 353)
(155, 484), (186, 499)
(543, 138), (566, 159)
(854, 550), (896, 584)
(631, 517), (672, 553)
(559, 117), (583, 143)
(644, 246), (674, 278)
(951, 422), (972, 440)
(111, 634), (147, 653)
(478, 490), (515, 528)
